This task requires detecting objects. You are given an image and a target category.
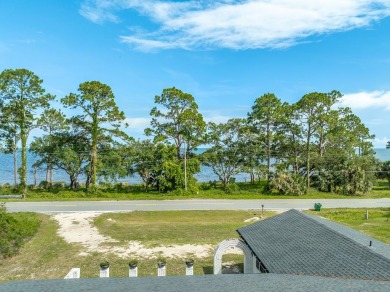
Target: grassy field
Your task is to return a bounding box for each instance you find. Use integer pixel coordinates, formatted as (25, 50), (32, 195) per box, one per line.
(307, 208), (390, 244)
(0, 208), (389, 282)
(94, 210), (266, 246)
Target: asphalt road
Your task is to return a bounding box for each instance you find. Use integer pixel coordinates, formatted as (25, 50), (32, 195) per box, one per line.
(3, 198), (390, 213)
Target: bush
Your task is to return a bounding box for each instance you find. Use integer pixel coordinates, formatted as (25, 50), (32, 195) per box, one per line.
(38, 180), (49, 188)
(53, 181), (66, 189)
(0, 203), (40, 259)
(199, 181), (218, 190)
(224, 183), (239, 194)
(2, 183), (11, 189)
(269, 171), (306, 196)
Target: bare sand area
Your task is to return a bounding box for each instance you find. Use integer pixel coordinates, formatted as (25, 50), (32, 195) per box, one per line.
(53, 212), (244, 259)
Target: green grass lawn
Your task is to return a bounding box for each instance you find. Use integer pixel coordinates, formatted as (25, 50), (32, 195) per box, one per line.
(0, 208), (389, 282)
(306, 208), (390, 244)
(94, 210), (269, 246)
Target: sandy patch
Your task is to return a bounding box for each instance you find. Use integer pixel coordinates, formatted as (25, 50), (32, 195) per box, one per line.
(244, 216), (261, 222)
(53, 212), (224, 259)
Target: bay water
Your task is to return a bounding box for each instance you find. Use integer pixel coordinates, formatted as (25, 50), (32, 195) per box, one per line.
(0, 148), (389, 186)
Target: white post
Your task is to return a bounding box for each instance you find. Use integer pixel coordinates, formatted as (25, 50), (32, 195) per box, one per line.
(100, 267), (109, 278)
(158, 266), (166, 276)
(64, 268), (80, 279)
(186, 266), (193, 276)
(129, 266), (138, 277)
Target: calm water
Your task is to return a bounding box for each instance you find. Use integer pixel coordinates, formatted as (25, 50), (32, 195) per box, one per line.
(0, 148), (389, 186)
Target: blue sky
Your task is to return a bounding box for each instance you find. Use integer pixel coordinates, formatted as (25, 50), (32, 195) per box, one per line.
(1, 0), (390, 147)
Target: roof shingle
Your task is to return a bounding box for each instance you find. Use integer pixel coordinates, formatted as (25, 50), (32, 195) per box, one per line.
(236, 209), (390, 280)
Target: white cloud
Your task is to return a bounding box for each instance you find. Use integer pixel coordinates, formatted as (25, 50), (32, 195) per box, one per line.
(202, 109), (247, 124)
(340, 91), (390, 110)
(124, 117), (151, 131)
(79, 0), (121, 23)
(371, 136), (389, 148)
(204, 114), (232, 124)
(80, 0), (390, 50)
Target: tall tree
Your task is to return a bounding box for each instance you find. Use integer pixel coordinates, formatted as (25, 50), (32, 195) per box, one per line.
(61, 81), (127, 190)
(332, 107), (375, 156)
(294, 91), (341, 191)
(50, 131), (90, 190)
(0, 103), (21, 188)
(201, 119), (246, 189)
(248, 93), (286, 186)
(0, 69), (53, 194)
(311, 107), (376, 194)
(237, 122), (265, 184)
(145, 87), (206, 160)
(276, 105), (303, 175)
(32, 109), (68, 186)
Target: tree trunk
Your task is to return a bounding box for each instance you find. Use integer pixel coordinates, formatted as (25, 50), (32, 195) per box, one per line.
(90, 114), (99, 189)
(33, 166), (37, 187)
(318, 131), (324, 157)
(266, 121), (271, 184)
(46, 166), (49, 186)
(20, 127), (28, 195)
(70, 175), (78, 190)
(176, 144), (181, 160)
(49, 164), (53, 186)
(13, 146), (17, 189)
(91, 147), (97, 186)
(85, 172), (91, 189)
(305, 126), (311, 192)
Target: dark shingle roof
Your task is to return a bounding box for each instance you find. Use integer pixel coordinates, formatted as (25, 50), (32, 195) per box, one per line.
(1, 274), (390, 292)
(236, 209), (390, 280)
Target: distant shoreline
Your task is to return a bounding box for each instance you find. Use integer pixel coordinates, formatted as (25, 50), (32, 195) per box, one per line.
(0, 148), (389, 186)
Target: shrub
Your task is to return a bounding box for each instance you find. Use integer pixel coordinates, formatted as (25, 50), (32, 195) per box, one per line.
(2, 183), (11, 189)
(200, 181), (218, 190)
(52, 181), (66, 189)
(0, 203), (40, 259)
(224, 183), (239, 194)
(269, 171), (306, 196)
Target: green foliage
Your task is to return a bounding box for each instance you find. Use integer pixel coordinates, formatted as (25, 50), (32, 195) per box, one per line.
(312, 155), (376, 195)
(128, 141), (200, 192)
(0, 203), (40, 259)
(199, 181), (218, 190)
(294, 90), (342, 191)
(145, 87), (206, 159)
(61, 81), (128, 189)
(0, 79), (380, 197)
(30, 109), (68, 188)
(269, 171), (306, 196)
(34, 131), (91, 190)
(248, 93), (287, 184)
(0, 68), (54, 193)
(377, 161), (390, 189)
(201, 119), (246, 188)
(224, 183), (239, 194)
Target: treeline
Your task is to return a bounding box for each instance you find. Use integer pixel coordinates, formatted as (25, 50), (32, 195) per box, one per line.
(0, 68), (389, 196)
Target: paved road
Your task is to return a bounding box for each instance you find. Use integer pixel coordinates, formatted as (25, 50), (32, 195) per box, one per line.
(3, 198), (390, 213)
